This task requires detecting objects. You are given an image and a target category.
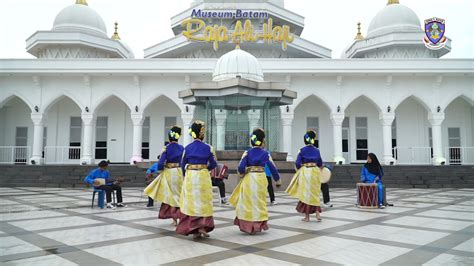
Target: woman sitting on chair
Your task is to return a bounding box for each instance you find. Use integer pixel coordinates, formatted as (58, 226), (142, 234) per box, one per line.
(360, 153), (385, 209)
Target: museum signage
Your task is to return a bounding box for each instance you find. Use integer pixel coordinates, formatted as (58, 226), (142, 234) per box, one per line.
(181, 9), (294, 51)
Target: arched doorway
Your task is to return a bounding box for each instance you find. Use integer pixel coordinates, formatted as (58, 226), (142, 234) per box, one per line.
(345, 95), (383, 163)
(394, 96), (431, 164)
(94, 96), (132, 163)
(42, 96), (83, 164)
(292, 95), (332, 161)
(0, 96), (33, 164)
(443, 96), (474, 164)
(143, 95), (182, 160)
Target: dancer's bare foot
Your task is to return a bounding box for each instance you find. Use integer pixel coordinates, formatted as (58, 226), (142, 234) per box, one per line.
(198, 229), (210, 238)
(316, 212), (322, 222)
(302, 215), (310, 222)
(171, 219), (177, 227)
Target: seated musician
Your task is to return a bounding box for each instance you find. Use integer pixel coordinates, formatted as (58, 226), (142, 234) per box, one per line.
(360, 153), (385, 209)
(211, 163), (229, 204)
(85, 160), (125, 209)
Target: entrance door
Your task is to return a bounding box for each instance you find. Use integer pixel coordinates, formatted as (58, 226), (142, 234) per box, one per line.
(342, 117), (350, 163)
(355, 117), (368, 161)
(225, 110), (249, 150)
(95, 117), (108, 160)
(15, 127), (28, 163)
(448, 127), (461, 164)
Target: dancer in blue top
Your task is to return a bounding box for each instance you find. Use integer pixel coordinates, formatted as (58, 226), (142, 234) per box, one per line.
(176, 120), (218, 238)
(144, 126), (184, 225)
(360, 153), (385, 208)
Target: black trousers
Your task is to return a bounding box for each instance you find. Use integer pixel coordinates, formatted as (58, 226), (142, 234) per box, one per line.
(267, 175), (275, 202)
(148, 197), (154, 206)
(321, 183), (330, 204)
(212, 178), (226, 198)
(97, 184), (123, 203)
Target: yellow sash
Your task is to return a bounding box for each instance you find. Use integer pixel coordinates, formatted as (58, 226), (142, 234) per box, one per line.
(144, 168), (183, 207)
(286, 166), (321, 206)
(179, 169), (213, 217)
(229, 172), (269, 222)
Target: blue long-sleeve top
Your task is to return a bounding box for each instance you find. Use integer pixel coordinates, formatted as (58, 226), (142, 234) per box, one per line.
(84, 168), (112, 185)
(360, 166), (384, 183)
(295, 145), (323, 169)
(181, 140), (217, 174)
(147, 142), (184, 174)
(238, 147), (280, 181)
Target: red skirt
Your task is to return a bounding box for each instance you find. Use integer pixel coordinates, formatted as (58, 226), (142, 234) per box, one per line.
(234, 217), (269, 235)
(158, 203), (180, 220)
(175, 212), (215, 236)
(296, 201), (321, 214)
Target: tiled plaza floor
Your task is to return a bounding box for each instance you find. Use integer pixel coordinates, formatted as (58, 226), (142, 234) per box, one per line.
(0, 187), (473, 265)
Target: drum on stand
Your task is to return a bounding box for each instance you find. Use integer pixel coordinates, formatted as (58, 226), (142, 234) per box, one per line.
(320, 167), (332, 184)
(357, 183), (378, 208)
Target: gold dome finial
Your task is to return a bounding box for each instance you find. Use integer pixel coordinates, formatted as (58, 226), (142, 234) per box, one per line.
(111, 22), (121, 40)
(76, 0), (88, 6)
(354, 22), (364, 40)
(234, 38), (241, 49)
(387, 0), (400, 5)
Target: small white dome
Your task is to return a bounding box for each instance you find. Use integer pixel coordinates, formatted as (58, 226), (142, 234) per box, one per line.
(213, 48), (264, 82)
(53, 3), (107, 37)
(367, 3), (421, 38)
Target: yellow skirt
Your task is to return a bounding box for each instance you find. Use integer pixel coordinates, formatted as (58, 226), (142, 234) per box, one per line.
(286, 166), (321, 206)
(229, 172), (269, 222)
(179, 169), (213, 217)
(144, 167), (183, 207)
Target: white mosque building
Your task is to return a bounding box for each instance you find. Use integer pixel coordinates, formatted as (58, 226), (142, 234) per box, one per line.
(0, 0), (472, 166)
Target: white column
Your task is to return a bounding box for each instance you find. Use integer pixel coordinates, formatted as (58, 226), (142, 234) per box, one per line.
(30, 113), (45, 165)
(81, 113), (96, 165)
(281, 113), (294, 161)
(379, 112), (395, 165)
(428, 112), (446, 165)
(181, 106), (195, 147)
(215, 110), (227, 150)
(330, 112), (345, 164)
(130, 113), (144, 164)
(248, 110), (260, 132)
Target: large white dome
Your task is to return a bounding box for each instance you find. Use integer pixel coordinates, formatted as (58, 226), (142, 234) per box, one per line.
(52, 3), (107, 37)
(212, 48), (264, 82)
(367, 3), (421, 38)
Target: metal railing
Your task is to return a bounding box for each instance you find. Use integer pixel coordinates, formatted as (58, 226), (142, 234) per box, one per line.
(0, 146), (30, 164)
(393, 146), (432, 165)
(44, 146), (81, 164)
(446, 147), (474, 165)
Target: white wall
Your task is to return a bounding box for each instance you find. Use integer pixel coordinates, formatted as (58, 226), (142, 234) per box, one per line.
(144, 96), (183, 160)
(292, 95), (333, 161)
(443, 97), (474, 147)
(345, 97), (383, 162)
(45, 97), (82, 147)
(395, 98), (430, 148)
(0, 98), (33, 147)
(96, 97), (132, 163)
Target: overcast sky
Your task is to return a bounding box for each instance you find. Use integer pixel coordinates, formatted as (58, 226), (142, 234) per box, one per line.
(1, 0), (473, 59)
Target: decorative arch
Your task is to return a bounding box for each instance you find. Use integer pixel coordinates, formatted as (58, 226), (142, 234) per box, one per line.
(293, 93), (332, 112)
(41, 93), (85, 113)
(343, 94), (383, 113)
(142, 94), (181, 113)
(442, 93), (474, 109)
(392, 94), (432, 113)
(0, 92), (34, 112)
(92, 92), (133, 113)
